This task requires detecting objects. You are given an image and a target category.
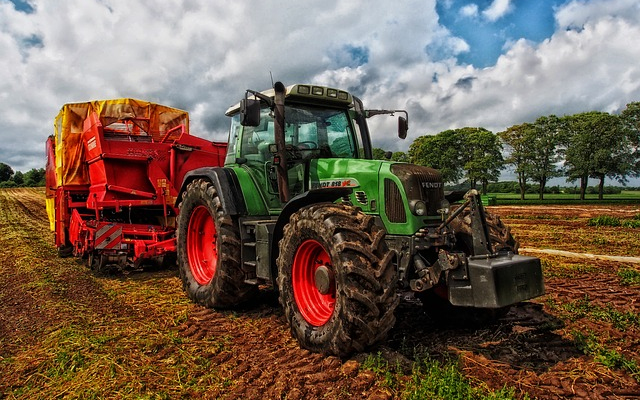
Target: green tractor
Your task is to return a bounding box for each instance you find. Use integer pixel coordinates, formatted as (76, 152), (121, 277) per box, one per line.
(176, 82), (544, 356)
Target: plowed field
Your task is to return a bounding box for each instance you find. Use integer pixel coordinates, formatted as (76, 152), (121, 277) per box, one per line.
(1, 188), (639, 399)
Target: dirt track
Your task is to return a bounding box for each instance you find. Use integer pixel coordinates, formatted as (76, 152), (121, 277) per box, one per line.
(1, 190), (639, 399)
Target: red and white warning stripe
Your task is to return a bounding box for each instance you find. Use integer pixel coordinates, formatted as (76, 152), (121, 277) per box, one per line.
(94, 224), (123, 250)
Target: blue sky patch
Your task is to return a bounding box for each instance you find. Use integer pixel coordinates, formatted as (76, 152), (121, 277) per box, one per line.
(330, 44), (370, 68)
(9, 0), (34, 13)
(343, 44), (369, 67)
(436, 0), (565, 67)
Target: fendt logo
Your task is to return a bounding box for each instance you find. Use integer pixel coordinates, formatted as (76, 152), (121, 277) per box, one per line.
(421, 182), (443, 189)
(311, 178), (360, 190)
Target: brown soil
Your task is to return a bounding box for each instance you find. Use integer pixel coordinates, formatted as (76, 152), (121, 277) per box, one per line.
(1, 190), (639, 399)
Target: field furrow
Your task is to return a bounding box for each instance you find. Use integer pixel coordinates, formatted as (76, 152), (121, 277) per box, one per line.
(1, 188), (639, 399)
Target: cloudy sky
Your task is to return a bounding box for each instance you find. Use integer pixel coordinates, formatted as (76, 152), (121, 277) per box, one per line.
(2, 0), (639, 186)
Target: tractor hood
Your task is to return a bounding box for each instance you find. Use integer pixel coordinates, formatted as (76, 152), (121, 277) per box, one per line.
(307, 159), (446, 235)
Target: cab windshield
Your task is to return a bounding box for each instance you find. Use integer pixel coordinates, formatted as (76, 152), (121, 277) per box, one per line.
(239, 104), (358, 160)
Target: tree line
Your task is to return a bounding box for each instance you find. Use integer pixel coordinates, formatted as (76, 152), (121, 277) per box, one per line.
(375, 102), (640, 200)
(3, 101), (640, 197)
(0, 163), (46, 188)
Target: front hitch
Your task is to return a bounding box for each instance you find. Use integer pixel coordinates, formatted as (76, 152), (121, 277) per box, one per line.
(439, 190), (545, 307)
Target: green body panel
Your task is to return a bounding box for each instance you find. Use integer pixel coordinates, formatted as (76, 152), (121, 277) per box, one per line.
(309, 158), (380, 212)
(375, 162), (442, 235)
(228, 156), (430, 236)
(227, 165), (271, 215)
(310, 159), (429, 235)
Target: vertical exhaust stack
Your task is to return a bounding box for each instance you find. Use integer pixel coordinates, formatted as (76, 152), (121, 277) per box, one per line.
(273, 81), (290, 203)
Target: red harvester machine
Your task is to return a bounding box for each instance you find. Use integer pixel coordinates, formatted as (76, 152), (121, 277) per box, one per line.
(46, 99), (226, 271)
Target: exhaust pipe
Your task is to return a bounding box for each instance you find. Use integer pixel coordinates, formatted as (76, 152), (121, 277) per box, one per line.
(273, 82), (290, 203)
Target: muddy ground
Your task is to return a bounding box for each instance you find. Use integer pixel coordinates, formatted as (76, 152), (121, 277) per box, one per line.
(1, 189), (639, 399)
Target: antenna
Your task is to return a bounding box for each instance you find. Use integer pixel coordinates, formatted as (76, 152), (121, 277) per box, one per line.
(270, 71), (274, 87)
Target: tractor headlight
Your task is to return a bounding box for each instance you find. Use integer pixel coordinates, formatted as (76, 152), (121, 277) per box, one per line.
(410, 200), (427, 216)
(437, 199), (450, 218)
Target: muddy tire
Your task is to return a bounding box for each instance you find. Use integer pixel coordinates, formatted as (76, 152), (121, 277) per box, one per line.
(449, 208), (519, 253)
(87, 251), (99, 271)
(276, 203), (398, 357)
(176, 179), (257, 308)
(87, 252), (115, 275)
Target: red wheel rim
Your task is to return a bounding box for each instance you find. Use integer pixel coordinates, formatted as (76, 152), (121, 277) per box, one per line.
(292, 239), (335, 326)
(187, 205), (217, 285)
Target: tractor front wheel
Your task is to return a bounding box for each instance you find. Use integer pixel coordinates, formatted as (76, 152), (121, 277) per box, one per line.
(277, 203), (398, 357)
(177, 179), (257, 308)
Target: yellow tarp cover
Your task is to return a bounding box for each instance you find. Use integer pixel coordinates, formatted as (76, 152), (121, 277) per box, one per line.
(53, 98), (189, 187)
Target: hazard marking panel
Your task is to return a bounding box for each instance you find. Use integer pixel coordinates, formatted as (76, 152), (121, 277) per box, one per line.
(95, 224), (123, 250)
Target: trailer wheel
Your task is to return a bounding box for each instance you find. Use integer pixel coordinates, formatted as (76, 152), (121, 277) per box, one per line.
(87, 252), (112, 274)
(177, 179), (257, 308)
(57, 244), (73, 258)
(277, 203), (398, 357)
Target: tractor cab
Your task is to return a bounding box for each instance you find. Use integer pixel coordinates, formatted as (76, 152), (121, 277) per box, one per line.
(228, 102), (360, 204)
(224, 83), (407, 210)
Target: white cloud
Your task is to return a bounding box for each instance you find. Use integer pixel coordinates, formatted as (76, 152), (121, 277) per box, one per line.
(482, 0), (513, 22)
(0, 0), (447, 171)
(460, 4), (479, 18)
(0, 0), (639, 186)
(396, 1), (640, 141)
(555, 0), (640, 29)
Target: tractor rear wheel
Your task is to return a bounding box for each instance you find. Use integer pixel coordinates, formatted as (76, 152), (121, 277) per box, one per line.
(277, 203), (398, 357)
(177, 179), (257, 308)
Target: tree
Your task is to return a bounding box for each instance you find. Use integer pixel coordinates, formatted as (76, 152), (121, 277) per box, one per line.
(498, 123), (537, 200)
(23, 168), (46, 187)
(409, 128), (504, 191)
(563, 112), (635, 200)
(528, 116), (563, 200)
(409, 129), (466, 184)
(462, 128), (503, 194)
(620, 102), (640, 177)
(371, 148), (408, 162)
(372, 148), (389, 160)
(390, 151), (409, 162)
(12, 171), (24, 186)
(0, 162), (13, 182)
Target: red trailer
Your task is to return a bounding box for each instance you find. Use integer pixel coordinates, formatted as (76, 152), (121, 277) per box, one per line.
(46, 99), (226, 271)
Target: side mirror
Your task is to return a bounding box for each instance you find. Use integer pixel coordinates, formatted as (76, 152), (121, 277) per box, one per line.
(240, 98), (261, 127)
(398, 116), (408, 139)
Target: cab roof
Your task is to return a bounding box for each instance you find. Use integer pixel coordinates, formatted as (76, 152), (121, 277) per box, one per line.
(225, 84), (353, 116)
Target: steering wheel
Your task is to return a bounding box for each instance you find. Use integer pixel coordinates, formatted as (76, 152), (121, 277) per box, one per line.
(296, 141), (318, 150)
